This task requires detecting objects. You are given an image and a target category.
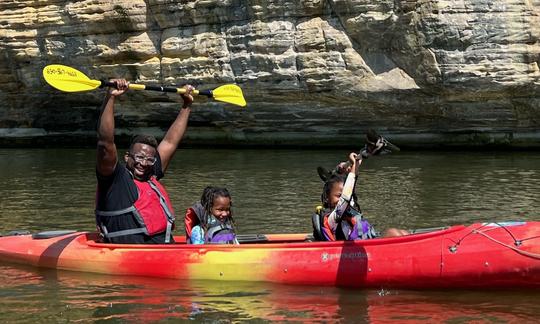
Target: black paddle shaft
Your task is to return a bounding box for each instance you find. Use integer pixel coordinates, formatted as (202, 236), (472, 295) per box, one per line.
(100, 80), (213, 98)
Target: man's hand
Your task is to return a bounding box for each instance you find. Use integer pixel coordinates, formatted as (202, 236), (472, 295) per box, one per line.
(108, 79), (129, 97)
(181, 84), (194, 108)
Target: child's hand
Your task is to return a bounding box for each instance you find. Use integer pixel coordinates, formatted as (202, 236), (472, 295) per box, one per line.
(348, 152), (361, 174)
(348, 152), (358, 164)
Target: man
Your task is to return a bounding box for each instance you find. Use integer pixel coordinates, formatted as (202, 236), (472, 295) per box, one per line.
(95, 79), (194, 244)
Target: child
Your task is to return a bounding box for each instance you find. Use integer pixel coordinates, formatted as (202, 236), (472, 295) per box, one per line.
(185, 186), (238, 244)
(317, 153), (408, 241)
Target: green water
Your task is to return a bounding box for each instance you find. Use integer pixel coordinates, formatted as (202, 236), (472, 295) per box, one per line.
(1, 148), (539, 233)
(0, 148), (539, 322)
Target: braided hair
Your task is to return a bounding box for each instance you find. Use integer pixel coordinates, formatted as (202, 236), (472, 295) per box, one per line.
(200, 186), (234, 230)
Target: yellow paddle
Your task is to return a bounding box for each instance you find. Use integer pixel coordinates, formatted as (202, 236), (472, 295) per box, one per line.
(42, 64), (247, 107)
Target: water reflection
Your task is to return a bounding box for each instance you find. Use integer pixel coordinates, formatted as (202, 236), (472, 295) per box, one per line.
(1, 265), (538, 323)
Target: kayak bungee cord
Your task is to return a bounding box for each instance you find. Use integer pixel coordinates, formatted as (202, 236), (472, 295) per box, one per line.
(519, 235), (540, 243)
(447, 226), (483, 252)
(474, 230), (540, 259)
(448, 222), (516, 250)
(448, 222), (540, 259)
(480, 222), (521, 243)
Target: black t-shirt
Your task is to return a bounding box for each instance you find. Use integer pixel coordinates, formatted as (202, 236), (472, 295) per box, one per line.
(95, 156), (172, 244)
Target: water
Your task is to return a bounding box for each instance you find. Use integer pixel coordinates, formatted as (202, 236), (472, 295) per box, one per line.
(1, 148), (539, 322)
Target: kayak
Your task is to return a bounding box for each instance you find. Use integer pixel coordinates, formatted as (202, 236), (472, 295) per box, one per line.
(1, 221), (539, 289)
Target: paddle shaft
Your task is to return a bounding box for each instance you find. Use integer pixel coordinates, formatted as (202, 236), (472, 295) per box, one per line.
(101, 80), (212, 98)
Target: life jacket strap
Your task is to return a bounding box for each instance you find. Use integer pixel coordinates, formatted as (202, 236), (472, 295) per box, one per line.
(96, 208), (149, 240)
(103, 227), (147, 239)
(148, 179), (175, 243)
(95, 206), (137, 217)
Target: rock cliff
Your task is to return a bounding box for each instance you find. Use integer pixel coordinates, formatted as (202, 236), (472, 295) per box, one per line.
(1, 0), (540, 148)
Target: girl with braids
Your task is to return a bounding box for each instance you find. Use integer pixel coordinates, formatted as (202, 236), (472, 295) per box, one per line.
(184, 186), (238, 244)
(316, 152), (407, 241)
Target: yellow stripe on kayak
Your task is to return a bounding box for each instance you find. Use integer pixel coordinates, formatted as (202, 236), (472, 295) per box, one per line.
(188, 248), (272, 281)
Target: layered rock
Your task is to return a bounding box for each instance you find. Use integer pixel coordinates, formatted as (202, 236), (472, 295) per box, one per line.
(0, 0), (539, 147)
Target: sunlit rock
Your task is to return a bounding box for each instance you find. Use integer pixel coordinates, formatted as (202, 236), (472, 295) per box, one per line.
(0, 0), (539, 147)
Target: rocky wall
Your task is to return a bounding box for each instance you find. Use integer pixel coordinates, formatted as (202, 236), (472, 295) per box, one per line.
(1, 0), (540, 148)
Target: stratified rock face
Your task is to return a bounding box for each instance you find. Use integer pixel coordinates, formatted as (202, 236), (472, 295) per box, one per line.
(1, 0), (540, 147)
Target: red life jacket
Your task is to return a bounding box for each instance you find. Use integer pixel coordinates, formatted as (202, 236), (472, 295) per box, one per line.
(96, 176), (175, 242)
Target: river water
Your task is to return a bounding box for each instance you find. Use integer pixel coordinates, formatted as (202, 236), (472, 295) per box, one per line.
(0, 148), (539, 322)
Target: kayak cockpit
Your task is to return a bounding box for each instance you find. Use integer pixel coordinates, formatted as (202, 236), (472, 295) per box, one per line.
(81, 225), (466, 249)
(8, 225), (466, 249)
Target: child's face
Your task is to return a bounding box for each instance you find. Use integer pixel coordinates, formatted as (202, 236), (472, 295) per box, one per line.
(328, 182), (344, 208)
(211, 196), (231, 221)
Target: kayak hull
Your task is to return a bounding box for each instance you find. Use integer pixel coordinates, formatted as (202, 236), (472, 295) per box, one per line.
(1, 222), (539, 289)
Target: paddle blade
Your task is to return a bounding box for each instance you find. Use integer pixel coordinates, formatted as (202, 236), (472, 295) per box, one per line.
(43, 64), (101, 92)
(361, 129), (400, 158)
(211, 84), (247, 107)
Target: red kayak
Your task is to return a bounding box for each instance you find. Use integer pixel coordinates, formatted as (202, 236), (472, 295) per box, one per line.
(0, 221), (539, 289)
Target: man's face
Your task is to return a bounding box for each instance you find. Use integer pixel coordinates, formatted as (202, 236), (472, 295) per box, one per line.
(125, 143), (157, 181)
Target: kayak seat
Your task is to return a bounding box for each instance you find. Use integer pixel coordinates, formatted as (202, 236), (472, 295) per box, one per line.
(311, 213), (325, 241)
(32, 230), (77, 239)
(236, 234), (268, 244)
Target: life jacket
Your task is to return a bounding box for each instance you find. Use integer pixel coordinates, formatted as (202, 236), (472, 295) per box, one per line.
(316, 206), (377, 241)
(187, 202), (237, 244)
(95, 176), (175, 243)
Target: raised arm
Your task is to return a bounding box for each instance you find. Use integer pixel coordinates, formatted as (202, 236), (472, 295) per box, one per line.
(96, 79), (129, 177)
(327, 153), (362, 229)
(157, 85), (194, 172)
